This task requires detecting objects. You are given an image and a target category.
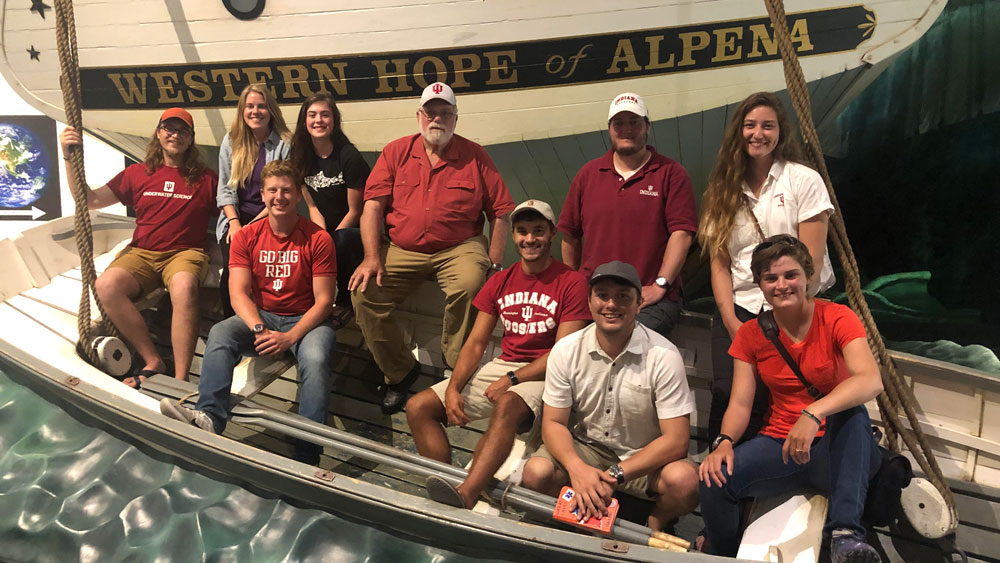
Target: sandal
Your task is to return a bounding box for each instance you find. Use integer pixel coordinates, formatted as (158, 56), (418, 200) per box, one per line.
(426, 475), (467, 509)
(118, 368), (163, 390)
(330, 304), (354, 329)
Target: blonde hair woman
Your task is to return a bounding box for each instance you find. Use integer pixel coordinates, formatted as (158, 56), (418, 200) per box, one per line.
(216, 84), (291, 315)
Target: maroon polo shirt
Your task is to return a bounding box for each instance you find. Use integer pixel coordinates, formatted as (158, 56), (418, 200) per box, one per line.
(558, 147), (698, 299)
(364, 133), (515, 254)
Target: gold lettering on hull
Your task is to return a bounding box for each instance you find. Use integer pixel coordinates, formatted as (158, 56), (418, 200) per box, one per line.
(80, 6), (868, 110)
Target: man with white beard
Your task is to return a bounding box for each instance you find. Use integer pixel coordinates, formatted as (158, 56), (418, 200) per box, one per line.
(350, 82), (515, 414)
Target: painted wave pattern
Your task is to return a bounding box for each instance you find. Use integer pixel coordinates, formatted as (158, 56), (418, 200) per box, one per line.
(0, 370), (491, 563)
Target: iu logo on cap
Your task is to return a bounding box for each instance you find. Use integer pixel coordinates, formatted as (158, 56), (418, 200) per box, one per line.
(433, 83), (444, 95)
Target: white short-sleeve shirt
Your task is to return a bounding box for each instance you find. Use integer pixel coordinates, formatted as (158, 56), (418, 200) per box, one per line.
(542, 323), (694, 460)
(729, 160), (835, 314)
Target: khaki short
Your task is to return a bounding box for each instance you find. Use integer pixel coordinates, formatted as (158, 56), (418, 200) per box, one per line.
(109, 246), (209, 297)
(431, 358), (544, 432)
(531, 438), (686, 500)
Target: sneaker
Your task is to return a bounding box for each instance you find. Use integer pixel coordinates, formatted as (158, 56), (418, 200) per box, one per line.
(159, 398), (217, 433)
(830, 530), (881, 563)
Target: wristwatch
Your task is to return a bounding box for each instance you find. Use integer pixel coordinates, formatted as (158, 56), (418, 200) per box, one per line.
(608, 464), (626, 485)
(490, 263), (503, 272)
(252, 323), (265, 335)
(654, 276), (672, 291)
(506, 370), (519, 386)
(710, 433), (733, 453)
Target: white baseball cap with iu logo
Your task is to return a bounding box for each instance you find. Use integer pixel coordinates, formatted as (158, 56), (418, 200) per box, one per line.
(608, 92), (648, 121)
(420, 82), (457, 106)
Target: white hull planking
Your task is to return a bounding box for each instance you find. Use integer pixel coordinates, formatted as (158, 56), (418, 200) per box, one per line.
(1, 0), (946, 150)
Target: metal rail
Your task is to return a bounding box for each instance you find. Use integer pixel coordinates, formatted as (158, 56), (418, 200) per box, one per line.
(228, 404), (669, 548)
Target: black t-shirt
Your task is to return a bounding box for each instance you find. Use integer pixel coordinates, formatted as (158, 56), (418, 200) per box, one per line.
(303, 143), (370, 230)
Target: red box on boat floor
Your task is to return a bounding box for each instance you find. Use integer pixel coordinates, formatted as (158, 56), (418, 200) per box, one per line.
(552, 486), (619, 534)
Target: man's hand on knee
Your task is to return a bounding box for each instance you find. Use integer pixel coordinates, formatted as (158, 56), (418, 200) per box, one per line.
(444, 387), (470, 426)
(349, 257), (384, 292)
(483, 376), (513, 403)
(254, 329), (294, 357)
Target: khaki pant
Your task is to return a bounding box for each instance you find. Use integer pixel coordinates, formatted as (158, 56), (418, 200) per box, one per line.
(110, 246), (209, 297)
(430, 358), (543, 424)
(352, 236), (490, 383)
(531, 438), (658, 500)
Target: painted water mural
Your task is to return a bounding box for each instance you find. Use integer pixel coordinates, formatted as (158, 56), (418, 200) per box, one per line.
(0, 368), (502, 562)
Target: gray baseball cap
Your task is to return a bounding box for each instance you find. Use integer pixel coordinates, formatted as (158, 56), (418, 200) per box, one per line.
(589, 261), (642, 293)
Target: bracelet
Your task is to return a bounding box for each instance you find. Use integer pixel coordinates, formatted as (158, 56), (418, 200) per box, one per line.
(801, 408), (822, 426)
(228, 217), (239, 223)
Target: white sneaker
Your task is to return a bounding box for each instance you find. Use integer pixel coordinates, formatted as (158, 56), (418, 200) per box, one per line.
(159, 397), (217, 433)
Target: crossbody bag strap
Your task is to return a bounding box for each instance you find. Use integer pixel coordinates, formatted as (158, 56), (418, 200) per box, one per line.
(756, 310), (824, 399)
(743, 193), (767, 241)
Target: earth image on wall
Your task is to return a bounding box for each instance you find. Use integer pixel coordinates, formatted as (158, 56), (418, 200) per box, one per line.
(0, 123), (49, 208)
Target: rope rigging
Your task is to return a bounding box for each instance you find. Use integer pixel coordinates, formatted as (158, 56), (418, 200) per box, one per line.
(763, 0), (958, 531)
(53, 0), (119, 363)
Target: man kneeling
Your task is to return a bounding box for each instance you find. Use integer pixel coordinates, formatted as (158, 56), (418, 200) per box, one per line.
(161, 160), (337, 465)
(406, 200), (590, 509)
(521, 261), (699, 531)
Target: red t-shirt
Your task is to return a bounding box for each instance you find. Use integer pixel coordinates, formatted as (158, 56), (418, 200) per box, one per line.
(229, 217), (336, 316)
(106, 164), (218, 252)
(473, 260), (591, 362)
(364, 133), (515, 253)
(729, 300), (868, 439)
(557, 147), (698, 297)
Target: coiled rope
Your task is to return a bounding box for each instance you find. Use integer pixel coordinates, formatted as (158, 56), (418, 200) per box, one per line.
(53, 0), (119, 362)
(763, 0), (957, 529)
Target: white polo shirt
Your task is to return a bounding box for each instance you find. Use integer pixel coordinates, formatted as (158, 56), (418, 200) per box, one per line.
(729, 159), (835, 314)
(542, 322), (694, 460)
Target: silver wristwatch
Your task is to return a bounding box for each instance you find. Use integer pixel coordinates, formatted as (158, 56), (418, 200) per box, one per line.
(608, 464), (625, 485)
(654, 276), (672, 291)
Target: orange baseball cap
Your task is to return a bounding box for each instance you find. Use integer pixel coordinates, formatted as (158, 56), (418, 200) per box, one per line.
(159, 107), (194, 129)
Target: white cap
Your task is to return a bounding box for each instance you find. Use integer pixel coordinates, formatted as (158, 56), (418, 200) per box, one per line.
(608, 92), (648, 121)
(420, 82), (457, 107)
(511, 199), (556, 225)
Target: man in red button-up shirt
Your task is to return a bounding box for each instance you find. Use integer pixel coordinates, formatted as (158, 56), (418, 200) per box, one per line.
(558, 92), (698, 337)
(349, 82), (515, 414)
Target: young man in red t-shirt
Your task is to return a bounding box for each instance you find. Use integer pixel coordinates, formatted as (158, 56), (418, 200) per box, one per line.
(161, 161), (337, 465)
(406, 199), (591, 509)
(60, 108), (218, 388)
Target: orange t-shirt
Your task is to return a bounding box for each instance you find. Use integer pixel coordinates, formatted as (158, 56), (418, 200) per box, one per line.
(729, 300), (868, 439)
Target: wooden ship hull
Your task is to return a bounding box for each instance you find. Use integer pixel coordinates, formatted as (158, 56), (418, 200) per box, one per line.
(1, 1), (945, 170)
(2, 1), (998, 560)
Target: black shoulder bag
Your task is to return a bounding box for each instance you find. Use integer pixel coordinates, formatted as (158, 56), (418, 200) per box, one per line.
(755, 309), (912, 526)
